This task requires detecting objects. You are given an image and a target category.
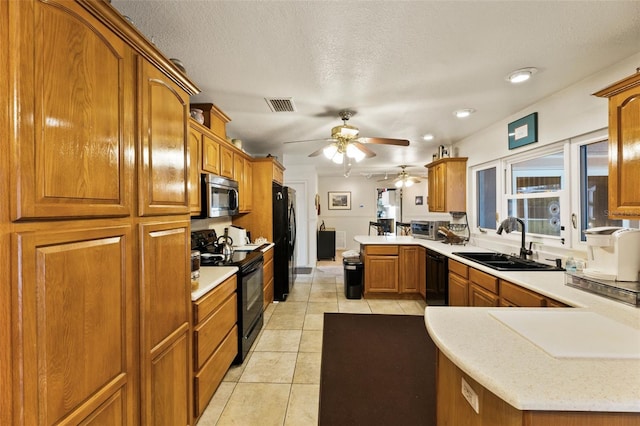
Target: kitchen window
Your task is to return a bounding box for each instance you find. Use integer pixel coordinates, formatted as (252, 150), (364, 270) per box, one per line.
(476, 166), (497, 230)
(505, 149), (566, 239)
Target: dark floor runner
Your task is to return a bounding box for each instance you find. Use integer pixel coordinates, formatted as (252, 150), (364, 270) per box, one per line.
(319, 313), (436, 426)
(295, 267), (313, 274)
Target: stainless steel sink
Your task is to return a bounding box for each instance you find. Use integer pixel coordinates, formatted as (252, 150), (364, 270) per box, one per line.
(452, 252), (564, 272)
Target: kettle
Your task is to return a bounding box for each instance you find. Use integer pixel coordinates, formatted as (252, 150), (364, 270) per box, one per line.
(217, 228), (234, 261)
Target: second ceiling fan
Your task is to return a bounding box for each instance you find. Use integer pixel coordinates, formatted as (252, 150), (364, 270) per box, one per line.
(379, 165), (423, 188)
(284, 110), (410, 165)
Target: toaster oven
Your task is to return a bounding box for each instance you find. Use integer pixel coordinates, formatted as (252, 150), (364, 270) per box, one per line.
(411, 220), (450, 240)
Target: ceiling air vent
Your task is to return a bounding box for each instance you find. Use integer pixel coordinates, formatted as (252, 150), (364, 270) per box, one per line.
(265, 97), (296, 112)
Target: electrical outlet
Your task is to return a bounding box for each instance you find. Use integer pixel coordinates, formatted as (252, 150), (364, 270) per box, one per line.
(461, 377), (479, 414)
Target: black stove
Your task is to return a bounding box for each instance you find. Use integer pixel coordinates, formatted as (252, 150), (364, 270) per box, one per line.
(191, 229), (262, 270)
(200, 250), (262, 268)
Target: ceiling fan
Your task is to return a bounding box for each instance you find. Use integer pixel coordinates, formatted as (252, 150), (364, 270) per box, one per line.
(379, 165), (422, 188)
(284, 110), (410, 166)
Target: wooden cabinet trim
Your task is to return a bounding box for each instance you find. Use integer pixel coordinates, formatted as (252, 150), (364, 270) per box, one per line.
(365, 245), (399, 255)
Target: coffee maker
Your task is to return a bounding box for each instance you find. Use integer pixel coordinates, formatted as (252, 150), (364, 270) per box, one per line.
(583, 227), (640, 282)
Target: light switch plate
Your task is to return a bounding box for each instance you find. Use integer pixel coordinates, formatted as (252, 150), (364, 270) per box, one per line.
(461, 377), (479, 413)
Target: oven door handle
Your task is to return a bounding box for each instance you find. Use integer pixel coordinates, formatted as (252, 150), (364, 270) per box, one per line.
(243, 261), (263, 276)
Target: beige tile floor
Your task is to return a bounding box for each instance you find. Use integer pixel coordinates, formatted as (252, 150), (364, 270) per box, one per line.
(196, 254), (427, 426)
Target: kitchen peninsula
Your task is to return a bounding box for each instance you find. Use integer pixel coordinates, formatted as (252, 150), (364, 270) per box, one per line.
(355, 235), (640, 425)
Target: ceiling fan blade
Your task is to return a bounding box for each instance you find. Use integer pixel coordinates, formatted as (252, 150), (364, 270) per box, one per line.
(308, 147), (326, 157)
(283, 137), (335, 145)
(359, 137), (410, 146)
(351, 141), (377, 158)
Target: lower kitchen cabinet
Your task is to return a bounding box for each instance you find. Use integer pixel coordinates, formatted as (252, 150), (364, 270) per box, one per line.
(192, 274), (238, 420)
(362, 244), (425, 298)
(263, 246), (275, 309)
(363, 245), (399, 295)
(449, 259), (568, 308)
(400, 245), (425, 294)
(140, 221), (192, 425)
(448, 259), (469, 306)
(12, 225), (137, 425)
(437, 350), (637, 425)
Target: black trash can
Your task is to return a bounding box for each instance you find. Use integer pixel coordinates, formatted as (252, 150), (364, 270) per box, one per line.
(343, 256), (363, 299)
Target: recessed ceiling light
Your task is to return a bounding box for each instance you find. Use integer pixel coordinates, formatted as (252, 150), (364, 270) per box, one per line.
(453, 108), (475, 118)
(506, 67), (538, 84)
(423, 133), (434, 141)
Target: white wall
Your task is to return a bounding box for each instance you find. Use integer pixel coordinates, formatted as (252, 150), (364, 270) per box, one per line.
(456, 52), (640, 259)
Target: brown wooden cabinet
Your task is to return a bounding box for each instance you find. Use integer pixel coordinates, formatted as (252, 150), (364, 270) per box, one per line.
(448, 259), (470, 306)
(500, 279), (546, 307)
(2, 1), (199, 424)
(233, 153), (253, 213)
(139, 221), (192, 425)
(138, 58), (190, 216)
(188, 124), (204, 215)
(594, 71), (640, 219)
(192, 275), (237, 420)
(425, 157), (468, 212)
(399, 245), (425, 294)
(13, 225), (136, 425)
(233, 158), (285, 241)
(9, 0), (133, 221)
(202, 132), (221, 175)
(220, 143), (234, 179)
(468, 268), (499, 307)
(363, 245), (399, 295)
(263, 246), (275, 309)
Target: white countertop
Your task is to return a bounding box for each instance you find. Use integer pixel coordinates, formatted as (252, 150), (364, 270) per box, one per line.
(355, 235), (640, 412)
(191, 266), (237, 301)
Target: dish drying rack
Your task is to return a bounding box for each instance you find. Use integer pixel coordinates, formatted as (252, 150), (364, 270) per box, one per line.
(440, 211), (469, 245)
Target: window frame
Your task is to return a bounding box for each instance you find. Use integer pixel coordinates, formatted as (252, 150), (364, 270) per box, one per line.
(470, 161), (501, 232)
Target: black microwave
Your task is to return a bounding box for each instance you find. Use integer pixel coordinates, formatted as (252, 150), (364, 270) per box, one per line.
(202, 174), (239, 217)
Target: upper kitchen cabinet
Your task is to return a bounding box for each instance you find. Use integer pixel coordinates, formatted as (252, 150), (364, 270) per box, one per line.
(188, 123), (203, 215)
(7, 0), (135, 220)
(594, 70), (640, 219)
(234, 153), (253, 213)
(190, 102), (231, 141)
(137, 58), (190, 216)
(425, 157), (468, 213)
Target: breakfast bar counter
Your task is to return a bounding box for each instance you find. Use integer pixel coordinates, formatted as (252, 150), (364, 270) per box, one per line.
(355, 235), (640, 417)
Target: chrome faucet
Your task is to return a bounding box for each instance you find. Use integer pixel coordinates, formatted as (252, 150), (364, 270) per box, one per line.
(497, 217), (533, 260)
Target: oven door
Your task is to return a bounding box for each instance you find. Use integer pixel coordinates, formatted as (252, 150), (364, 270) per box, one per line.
(239, 257), (264, 352)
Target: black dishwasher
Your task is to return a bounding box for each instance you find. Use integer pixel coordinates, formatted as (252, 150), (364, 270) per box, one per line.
(426, 249), (449, 305)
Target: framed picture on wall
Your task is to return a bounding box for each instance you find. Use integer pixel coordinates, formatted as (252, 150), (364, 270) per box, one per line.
(508, 112), (538, 149)
(415, 196), (423, 205)
(328, 191), (351, 210)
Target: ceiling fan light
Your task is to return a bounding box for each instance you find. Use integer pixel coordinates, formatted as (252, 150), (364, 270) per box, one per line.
(405, 180), (414, 187)
(332, 151), (344, 164)
(332, 124), (359, 139)
(395, 180), (404, 188)
(323, 143), (338, 159)
(346, 143), (366, 162)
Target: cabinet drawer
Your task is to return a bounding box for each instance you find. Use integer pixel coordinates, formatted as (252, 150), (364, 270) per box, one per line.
(263, 247), (274, 263)
(263, 257), (274, 282)
(194, 325), (238, 418)
(448, 259), (469, 279)
(193, 275), (237, 323)
(469, 268), (498, 294)
(193, 293), (237, 369)
(500, 280), (545, 307)
(365, 245), (399, 256)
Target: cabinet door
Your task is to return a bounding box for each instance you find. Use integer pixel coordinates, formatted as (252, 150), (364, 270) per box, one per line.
(448, 273), (469, 306)
(427, 167), (435, 211)
(202, 133), (221, 175)
(434, 163), (445, 212)
(469, 283), (499, 307)
(399, 246), (423, 294)
(9, 0), (133, 220)
(220, 144), (234, 178)
(233, 154), (246, 212)
(364, 255), (399, 293)
(140, 221), (192, 425)
(607, 80), (640, 219)
(138, 58), (190, 216)
(244, 159), (254, 211)
(13, 226), (136, 425)
(188, 125), (203, 215)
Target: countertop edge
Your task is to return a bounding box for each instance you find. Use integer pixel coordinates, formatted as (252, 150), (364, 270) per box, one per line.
(191, 266), (238, 301)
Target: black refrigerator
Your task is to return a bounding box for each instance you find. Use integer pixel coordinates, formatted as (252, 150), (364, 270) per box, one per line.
(273, 183), (297, 301)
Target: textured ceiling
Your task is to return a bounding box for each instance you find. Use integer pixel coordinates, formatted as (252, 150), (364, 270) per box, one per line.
(112, 0), (640, 178)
